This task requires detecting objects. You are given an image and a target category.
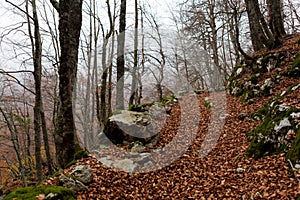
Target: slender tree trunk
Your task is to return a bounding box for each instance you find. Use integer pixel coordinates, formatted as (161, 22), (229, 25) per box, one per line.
(0, 108), (27, 186)
(100, 38), (109, 126)
(26, 0), (43, 181)
(100, 0), (114, 127)
(116, 0), (126, 110)
(83, 0), (93, 148)
(108, 30), (116, 116)
(40, 107), (53, 174)
(138, 4), (145, 104)
(129, 0), (139, 106)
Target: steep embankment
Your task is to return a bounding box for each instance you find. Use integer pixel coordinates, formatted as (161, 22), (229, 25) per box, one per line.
(44, 34), (299, 199)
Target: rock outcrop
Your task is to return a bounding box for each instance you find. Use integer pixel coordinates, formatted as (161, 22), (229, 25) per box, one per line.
(103, 110), (160, 146)
(59, 165), (93, 192)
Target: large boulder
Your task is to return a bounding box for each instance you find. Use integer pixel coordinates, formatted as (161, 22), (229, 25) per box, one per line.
(103, 110), (160, 145)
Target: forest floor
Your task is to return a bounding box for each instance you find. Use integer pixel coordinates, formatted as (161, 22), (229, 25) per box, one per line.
(47, 35), (300, 200)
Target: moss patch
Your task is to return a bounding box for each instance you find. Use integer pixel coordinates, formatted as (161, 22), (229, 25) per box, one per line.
(286, 128), (300, 164)
(161, 94), (177, 104)
(128, 103), (154, 112)
(3, 185), (76, 200)
(283, 51), (300, 78)
(247, 106), (300, 159)
(64, 160), (77, 169)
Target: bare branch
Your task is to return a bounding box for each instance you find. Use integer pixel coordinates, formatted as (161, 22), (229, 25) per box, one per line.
(0, 71), (35, 95)
(5, 0), (34, 21)
(49, 0), (59, 12)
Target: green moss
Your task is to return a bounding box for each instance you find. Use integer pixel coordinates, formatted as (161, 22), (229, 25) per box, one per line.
(227, 63), (246, 95)
(284, 51), (300, 78)
(161, 94), (177, 104)
(74, 150), (89, 160)
(128, 103), (154, 112)
(247, 107), (300, 159)
(204, 101), (212, 109)
(247, 73), (260, 84)
(241, 89), (255, 103)
(128, 104), (138, 111)
(287, 128), (300, 164)
(129, 141), (143, 149)
(74, 143), (89, 160)
(51, 169), (63, 178)
(65, 160), (77, 168)
(3, 185), (76, 200)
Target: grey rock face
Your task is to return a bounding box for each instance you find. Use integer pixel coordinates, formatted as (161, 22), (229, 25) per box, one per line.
(70, 165), (93, 184)
(59, 174), (88, 192)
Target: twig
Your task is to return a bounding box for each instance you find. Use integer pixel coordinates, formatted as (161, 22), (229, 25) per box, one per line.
(288, 159), (300, 183)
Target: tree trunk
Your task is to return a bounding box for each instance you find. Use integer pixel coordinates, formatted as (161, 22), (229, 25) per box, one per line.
(245, 0), (284, 51)
(116, 0), (126, 110)
(267, 0), (285, 46)
(129, 0), (139, 106)
(51, 0), (83, 168)
(27, 0), (43, 181)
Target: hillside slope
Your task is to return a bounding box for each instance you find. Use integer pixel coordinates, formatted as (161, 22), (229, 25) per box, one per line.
(45, 34), (299, 199)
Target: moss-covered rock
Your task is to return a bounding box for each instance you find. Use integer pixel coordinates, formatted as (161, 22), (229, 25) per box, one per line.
(287, 127), (300, 164)
(283, 51), (300, 78)
(128, 103), (154, 112)
(226, 63), (246, 96)
(3, 185), (76, 200)
(247, 105), (300, 159)
(161, 94), (177, 104)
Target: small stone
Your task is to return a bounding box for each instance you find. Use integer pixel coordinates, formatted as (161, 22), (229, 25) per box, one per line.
(232, 87), (240, 95)
(278, 104), (290, 112)
(274, 118), (291, 132)
(238, 112), (248, 120)
(291, 112), (300, 119)
(257, 57), (263, 65)
(291, 84), (300, 91)
(280, 91), (286, 96)
(254, 116), (261, 121)
(236, 168), (246, 173)
(45, 193), (57, 199)
(130, 142), (146, 153)
(219, 113), (230, 119)
(236, 68), (243, 75)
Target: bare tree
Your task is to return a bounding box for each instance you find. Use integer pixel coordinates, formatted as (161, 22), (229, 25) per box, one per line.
(99, 0), (115, 127)
(116, 0), (127, 110)
(144, 11), (166, 101)
(129, 0), (139, 106)
(50, 0), (83, 168)
(245, 0), (286, 51)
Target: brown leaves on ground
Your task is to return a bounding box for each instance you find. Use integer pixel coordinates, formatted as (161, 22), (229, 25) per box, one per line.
(45, 35), (300, 199)
(56, 91), (300, 200)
